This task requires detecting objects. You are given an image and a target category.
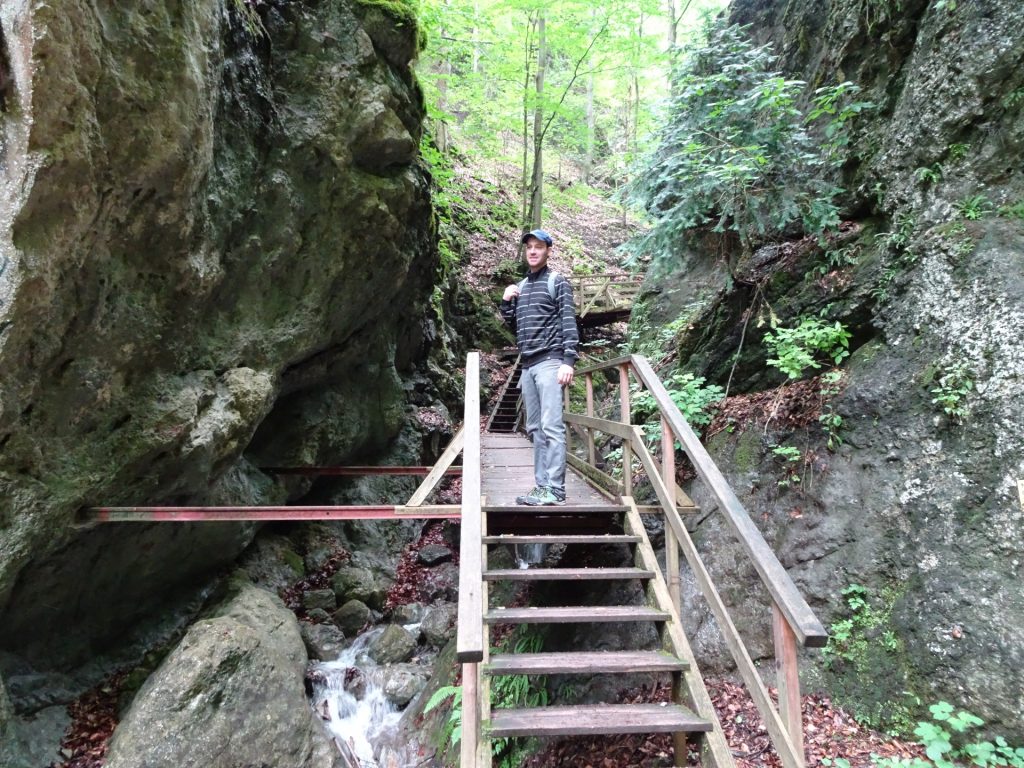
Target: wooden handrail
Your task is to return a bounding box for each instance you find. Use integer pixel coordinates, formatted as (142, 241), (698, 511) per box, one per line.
(457, 353), (484, 663)
(628, 354), (827, 648)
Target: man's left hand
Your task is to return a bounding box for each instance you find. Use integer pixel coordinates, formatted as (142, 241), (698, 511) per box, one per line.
(557, 365), (574, 387)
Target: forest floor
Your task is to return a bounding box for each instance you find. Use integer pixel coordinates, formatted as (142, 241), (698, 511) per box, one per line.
(453, 154), (929, 768)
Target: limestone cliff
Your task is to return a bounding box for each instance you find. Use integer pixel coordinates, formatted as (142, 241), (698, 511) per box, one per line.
(641, 0), (1024, 732)
(0, 0), (436, 740)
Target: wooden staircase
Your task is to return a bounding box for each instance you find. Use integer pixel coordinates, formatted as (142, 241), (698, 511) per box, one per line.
(455, 353), (827, 768)
(477, 498), (723, 763)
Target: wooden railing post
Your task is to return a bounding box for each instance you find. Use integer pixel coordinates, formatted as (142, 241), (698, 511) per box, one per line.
(619, 363), (632, 495)
(773, 604), (805, 768)
(585, 373), (596, 466)
(461, 662), (480, 767)
(661, 414), (680, 612)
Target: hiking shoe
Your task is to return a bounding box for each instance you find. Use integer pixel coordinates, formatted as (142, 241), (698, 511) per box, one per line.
(516, 486), (563, 506)
(515, 487), (545, 505)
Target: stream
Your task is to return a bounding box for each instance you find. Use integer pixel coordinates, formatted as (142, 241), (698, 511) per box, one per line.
(309, 625), (427, 768)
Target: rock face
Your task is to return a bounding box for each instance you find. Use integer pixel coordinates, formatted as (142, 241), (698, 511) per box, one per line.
(105, 581), (343, 768)
(641, 0), (1024, 731)
(0, 0), (433, 682)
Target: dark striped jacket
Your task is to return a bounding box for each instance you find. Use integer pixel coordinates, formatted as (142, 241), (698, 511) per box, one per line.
(500, 266), (579, 369)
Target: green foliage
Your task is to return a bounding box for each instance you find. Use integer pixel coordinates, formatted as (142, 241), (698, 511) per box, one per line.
(808, 244), (860, 278)
(870, 702), (1024, 768)
(424, 684), (463, 749)
(1003, 88), (1024, 109)
(818, 370), (845, 450)
(913, 164), (943, 185)
(824, 583), (900, 671)
(876, 211), (917, 253)
(491, 629), (547, 767)
(957, 195), (993, 220)
(770, 444), (802, 487)
(930, 363), (973, 422)
(633, 372), (724, 448)
(998, 200), (1024, 220)
(763, 317), (852, 379)
(947, 142), (970, 162)
(229, 0), (266, 37)
(621, 22), (870, 262)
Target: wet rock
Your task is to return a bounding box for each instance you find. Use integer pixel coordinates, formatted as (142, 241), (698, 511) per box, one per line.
(300, 622), (346, 662)
(238, 535), (307, 593)
(389, 602), (425, 624)
(306, 608), (333, 624)
(105, 582), (342, 768)
(420, 603), (457, 648)
(331, 567), (386, 610)
(416, 544), (452, 566)
(421, 562), (459, 603)
(303, 589), (337, 613)
(0, 679), (29, 768)
(332, 599), (373, 636)
(369, 625), (416, 665)
(381, 664), (428, 707)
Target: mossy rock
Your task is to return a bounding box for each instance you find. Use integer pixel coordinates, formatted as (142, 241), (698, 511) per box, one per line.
(354, 0), (422, 67)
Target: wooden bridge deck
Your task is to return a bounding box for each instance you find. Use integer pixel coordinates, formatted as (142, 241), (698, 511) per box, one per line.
(481, 433), (607, 506)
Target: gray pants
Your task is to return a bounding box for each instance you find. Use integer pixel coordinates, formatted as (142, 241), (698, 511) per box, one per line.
(520, 358), (566, 497)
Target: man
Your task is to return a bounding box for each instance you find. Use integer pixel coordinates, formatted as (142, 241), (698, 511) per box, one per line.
(500, 229), (578, 506)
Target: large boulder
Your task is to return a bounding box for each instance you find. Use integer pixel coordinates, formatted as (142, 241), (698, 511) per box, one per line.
(105, 582), (343, 768)
(0, 0), (434, 673)
(368, 624), (416, 665)
(0, 679), (30, 768)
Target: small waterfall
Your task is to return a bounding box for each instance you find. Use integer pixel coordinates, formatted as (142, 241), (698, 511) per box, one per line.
(309, 626), (422, 767)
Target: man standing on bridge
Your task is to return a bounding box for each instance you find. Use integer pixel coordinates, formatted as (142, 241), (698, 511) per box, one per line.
(500, 229), (579, 506)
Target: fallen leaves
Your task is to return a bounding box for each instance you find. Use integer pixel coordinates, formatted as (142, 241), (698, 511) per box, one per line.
(50, 671), (127, 768)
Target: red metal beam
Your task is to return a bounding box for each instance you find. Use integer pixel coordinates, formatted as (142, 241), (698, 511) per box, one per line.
(82, 505), (462, 523)
(260, 466), (462, 476)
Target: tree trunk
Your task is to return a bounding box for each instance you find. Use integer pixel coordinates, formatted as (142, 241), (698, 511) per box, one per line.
(584, 71), (595, 184)
(520, 15), (534, 230)
(528, 13), (547, 229)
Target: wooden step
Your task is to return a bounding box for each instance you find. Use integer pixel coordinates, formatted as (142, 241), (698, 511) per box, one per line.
(488, 703), (712, 738)
(482, 534), (640, 544)
(486, 650), (688, 676)
(483, 567), (653, 581)
(484, 504), (626, 514)
(486, 605), (669, 624)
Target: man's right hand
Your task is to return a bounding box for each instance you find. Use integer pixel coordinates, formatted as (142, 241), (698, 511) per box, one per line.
(502, 285), (521, 301)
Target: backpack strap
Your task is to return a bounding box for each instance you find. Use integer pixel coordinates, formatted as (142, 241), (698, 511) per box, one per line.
(519, 271), (559, 301)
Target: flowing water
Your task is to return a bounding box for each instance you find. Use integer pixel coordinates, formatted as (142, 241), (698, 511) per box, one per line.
(309, 626), (423, 767)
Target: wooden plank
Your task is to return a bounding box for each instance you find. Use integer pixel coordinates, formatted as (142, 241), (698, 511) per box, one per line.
(482, 534), (640, 544)
(84, 505), (461, 522)
(567, 454), (624, 496)
(485, 606), (668, 624)
(576, 355), (631, 375)
(564, 412), (635, 440)
(627, 445), (805, 768)
(630, 355), (827, 649)
(406, 426), (465, 507)
(662, 415), (681, 614)
(774, 604), (805, 768)
(585, 373), (596, 465)
(620, 363), (633, 497)
(489, 704), (711, 738)
(461, 662), (480, 767)
(486, 651), (687, 676)
(623, 498), (736, 768)
(484, 504), (625, 514)
(457, 353), (484, 664)
(483, 567), (654, 581)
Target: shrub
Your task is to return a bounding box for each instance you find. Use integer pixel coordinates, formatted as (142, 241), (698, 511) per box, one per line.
(621, 21), (870, 264)
(763, 317), (852, 379)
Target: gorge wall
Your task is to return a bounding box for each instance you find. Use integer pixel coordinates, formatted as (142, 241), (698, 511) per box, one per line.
(0, 0), (438, 756)
(643, 0), (1023, 732)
